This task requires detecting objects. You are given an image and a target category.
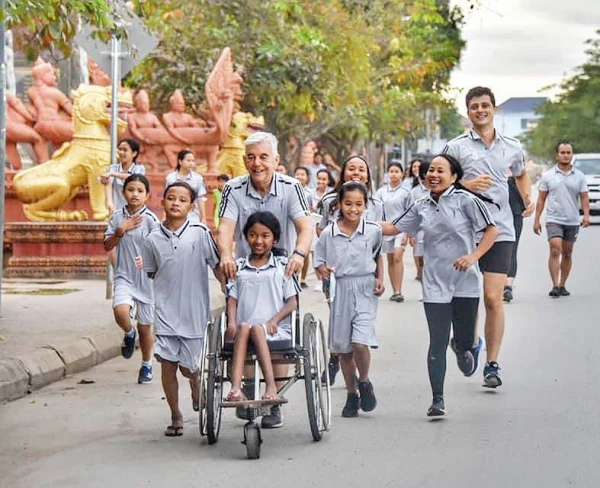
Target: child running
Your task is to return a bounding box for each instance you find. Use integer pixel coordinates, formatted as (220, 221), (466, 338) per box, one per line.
(380, 154), (498, 417)
(317, 156), (384, 386)
(143, 181), (223, 437)
(314, 181), (384, 418)
(104, 174), (160, 384)
(225, 211), (300, 403)
(165, 150), (207, 223)
(293, 166), (315, 289)
(410, 161), (430, 282)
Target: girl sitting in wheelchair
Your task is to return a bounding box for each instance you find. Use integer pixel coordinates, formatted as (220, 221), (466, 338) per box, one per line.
(225, 211), (300, 402)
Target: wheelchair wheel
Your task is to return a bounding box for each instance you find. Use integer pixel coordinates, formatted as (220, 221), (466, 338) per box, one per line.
(207, 312), (225, 444)
(198, 321), (211, 437)
(244, 423), (261, 460)
(316, 318), (332, 432)
(303, 313), (328, 441)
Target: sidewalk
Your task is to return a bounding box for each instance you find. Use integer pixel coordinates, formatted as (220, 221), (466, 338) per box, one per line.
(0, 277), (225, 403)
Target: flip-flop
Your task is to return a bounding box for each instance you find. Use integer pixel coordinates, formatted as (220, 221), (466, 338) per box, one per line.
(164, 425), (183, 437)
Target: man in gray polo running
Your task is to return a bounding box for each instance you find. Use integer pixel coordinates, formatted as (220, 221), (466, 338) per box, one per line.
(534, 141), (589, 297)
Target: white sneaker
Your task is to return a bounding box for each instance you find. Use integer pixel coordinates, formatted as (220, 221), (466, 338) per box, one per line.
(313, 283), (322, 292)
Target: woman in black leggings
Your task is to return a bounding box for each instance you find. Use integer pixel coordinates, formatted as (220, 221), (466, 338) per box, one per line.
(381, 154), (498, 417)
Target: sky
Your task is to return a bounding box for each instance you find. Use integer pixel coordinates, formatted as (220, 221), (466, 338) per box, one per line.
(449, 0), (600, 113)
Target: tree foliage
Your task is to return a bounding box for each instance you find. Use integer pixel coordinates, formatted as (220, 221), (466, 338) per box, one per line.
(127, 0), (465, 160)
(6, 0), (116, 60)
(523, 30), (600, 161)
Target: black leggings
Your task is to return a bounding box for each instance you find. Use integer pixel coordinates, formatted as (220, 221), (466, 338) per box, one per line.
(423, 298), (479, 397)
(508, 214), (523, 279)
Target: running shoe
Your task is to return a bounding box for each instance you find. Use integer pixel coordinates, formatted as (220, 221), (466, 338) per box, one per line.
(483, 361), (502, 388)
(301, 281), (308, 289)
(261, 405), (284, 429)
(392, 293), (405, 303)
(121, 329), (136, 359)
(137, 364), (153, 384)
(449, 338), (474, 377)
(469, 337), (484, 377)
(427, 396), (446, 417)
(358, 379), (377, 412)
(558, 286), (570, 296)
(503, 286), (513, 303)
(342, 393), (360, 418)
(549, 287), (561, 298)
(389, 293), (399, 301)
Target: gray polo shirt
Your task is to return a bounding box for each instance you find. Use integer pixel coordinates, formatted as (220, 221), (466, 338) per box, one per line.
(375, 183), (412, 221)
(539, 165), (588, 226)
(226, 254), (299, 328)
(109, 162), (146, 210)
(443, 130), (525, 242)
(143, 221), (219, 338)
(393, 186), (495, 303)
(219, 173), (310, 257)
(105, 205), (160, 304)
(314, 217), (382, 277)
(410, 182), (428, 203)
(318, 192), (385, 231)
(165, 170), (207, 198)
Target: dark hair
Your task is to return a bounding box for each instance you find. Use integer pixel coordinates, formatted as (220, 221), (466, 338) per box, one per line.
(294, 166), (310, 179)
(118, 138), (140, 163)
(388, 161), (404, 172)
(336, 155), (372, 193)
(242, 211), (286, 257)
(317, 168), (335, 188)
(337, 182), (368, 219)
(217, 173), (230, 182)
(123, 174), (150, 193)
(407, 158), (423, 188)
(465, 86), (496, 108)
(432, 154), (498, 209)
(163, 181), (197, 202)
(554, 140), (574, 154)
(176, 150), (194, 171)
(418, 161), (430, 181)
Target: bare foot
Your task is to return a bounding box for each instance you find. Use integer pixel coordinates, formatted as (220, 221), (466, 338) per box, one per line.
(226, 388), (245, 401)
(262, 385), (278, 401)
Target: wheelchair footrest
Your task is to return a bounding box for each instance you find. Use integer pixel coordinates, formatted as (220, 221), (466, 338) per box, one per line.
(222, 397), (289, 409)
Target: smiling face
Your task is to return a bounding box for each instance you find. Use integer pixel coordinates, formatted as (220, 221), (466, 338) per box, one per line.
(343, 157), (369, 185)
(123, 180), (149, 211)
(339, 189), (366, 225)
(162, 186), (194, 220)
(467, 95), (496, 130)
(411, 160), (421, 178)
(426, 156), (457, 195)
(244, 141), (279, 187)
(316, 171), (329, 192)
(246, 222), (276, 259)
(294, 168), (309, 186)
(117, 141), (137, 166)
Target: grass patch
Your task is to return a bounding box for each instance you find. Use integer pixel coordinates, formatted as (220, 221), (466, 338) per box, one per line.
(2, 288), (81, 296)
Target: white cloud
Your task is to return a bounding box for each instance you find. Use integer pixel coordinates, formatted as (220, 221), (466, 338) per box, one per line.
(450, 0), (600, 112)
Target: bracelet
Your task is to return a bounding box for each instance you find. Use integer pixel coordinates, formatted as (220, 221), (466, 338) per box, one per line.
(293, 249), (306, 258)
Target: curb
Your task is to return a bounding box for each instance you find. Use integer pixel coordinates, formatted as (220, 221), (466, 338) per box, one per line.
(0, 294), (226, 404)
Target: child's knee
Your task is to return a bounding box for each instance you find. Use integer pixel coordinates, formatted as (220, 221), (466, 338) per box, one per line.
(352, 343), (369, 354)
(238, 322), (251, 335)
(250, 325), (266, 339)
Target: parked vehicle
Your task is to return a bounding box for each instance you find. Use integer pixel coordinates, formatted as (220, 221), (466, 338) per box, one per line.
(572, 153), (600, 215)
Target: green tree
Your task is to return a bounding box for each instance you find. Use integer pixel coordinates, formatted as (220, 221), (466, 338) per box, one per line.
(523, 30), (600, 161)
(5, 0), (117, 59)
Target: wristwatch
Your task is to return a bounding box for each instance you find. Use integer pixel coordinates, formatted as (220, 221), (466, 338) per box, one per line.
(293, 249), (307, 258)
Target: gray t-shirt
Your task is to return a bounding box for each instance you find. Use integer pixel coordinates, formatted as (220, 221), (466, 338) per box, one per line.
(314, 217), (383, 278)
(143, 221), (219, 338)
(443, 130), (525, 242)
(318, 192), (385, 231)
(109, 162), (146, 210)
(539, 166), (588, 226)
(226, 254), (299, 328)
(219, 173), (310, 257)
(105, 205), (160, 304)
(393, 186), (495, 303)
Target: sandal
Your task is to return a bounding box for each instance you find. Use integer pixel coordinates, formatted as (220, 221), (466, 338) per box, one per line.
(164, 425), (184, 437)
(226, 388), (246, 402)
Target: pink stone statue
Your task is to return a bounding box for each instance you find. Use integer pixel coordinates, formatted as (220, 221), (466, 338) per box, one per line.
(27, 60), (74, 152)
(6, 93), (47, 169)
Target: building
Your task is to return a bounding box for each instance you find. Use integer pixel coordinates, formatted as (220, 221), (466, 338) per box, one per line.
(497, 97), (547, 139)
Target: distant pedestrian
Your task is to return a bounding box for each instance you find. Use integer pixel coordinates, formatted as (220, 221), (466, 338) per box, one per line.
(143, 181), (223, 437)
(534, 141), (589, 297)
(165, 150), (208, 223)
(104, 174), (160, 385)
(410, 161), (430, 283)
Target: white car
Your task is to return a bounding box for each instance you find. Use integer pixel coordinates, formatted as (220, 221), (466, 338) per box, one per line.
(571, 153), (600, 215)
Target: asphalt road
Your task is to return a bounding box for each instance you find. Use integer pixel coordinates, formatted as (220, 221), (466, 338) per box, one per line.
(1, 222), (598, 488)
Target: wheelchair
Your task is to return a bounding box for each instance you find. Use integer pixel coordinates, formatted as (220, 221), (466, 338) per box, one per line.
(198, 309), (332, 459)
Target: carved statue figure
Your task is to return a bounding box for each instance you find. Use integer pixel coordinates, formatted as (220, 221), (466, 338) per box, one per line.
(6, 93), (46, 169)
(126, 89), (168, 170)
(12, 85), (133, 222)
(27, 60), (74, 153)
(88, 59), (111, 87)
(217, 112), (265, 178)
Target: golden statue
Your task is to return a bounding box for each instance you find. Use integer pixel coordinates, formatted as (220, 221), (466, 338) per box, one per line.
(12, 85), (133, 222)
(216, 112), (265, 178)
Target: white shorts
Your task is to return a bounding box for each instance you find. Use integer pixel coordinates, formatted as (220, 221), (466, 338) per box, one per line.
(113, 281), (154, 325)
(154, 335), (203, 372)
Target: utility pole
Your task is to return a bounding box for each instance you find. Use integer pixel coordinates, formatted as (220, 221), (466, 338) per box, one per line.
(0, 0), (7, 313)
